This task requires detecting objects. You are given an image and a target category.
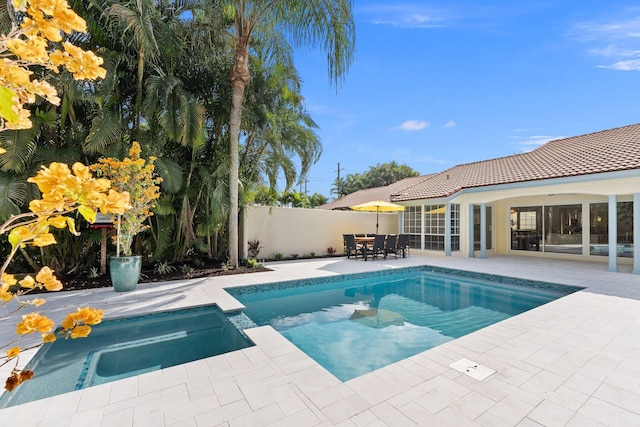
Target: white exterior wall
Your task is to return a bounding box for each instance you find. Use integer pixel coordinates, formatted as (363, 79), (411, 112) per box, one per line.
(240, 206), (399, 260)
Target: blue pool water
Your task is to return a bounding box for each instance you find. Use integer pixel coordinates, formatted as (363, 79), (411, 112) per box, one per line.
(229, 266), (581, 381)
(0, 305), (252, 408)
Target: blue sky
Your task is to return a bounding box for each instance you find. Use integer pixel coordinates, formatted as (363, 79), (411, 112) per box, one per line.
(291, 1), (640, 198)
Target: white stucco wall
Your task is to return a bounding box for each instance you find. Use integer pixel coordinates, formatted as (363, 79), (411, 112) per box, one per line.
(240, 206), (399, 260)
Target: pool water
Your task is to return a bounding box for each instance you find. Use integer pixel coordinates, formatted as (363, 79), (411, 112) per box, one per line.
(229, 267), (581, 381)
(0, 305), (252, 409)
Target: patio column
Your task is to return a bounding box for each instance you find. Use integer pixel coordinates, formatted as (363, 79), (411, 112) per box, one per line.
(634, 193), (640, 274)
(468, 204), (475, 258)
(445, 203), (452, 256)
(608, 195), (618, 273)
(480, 203), (487, 259)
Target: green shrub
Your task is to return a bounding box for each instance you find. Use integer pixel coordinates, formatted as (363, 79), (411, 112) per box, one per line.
(154, 260), (176, 275)
(247, 258), (263, 268)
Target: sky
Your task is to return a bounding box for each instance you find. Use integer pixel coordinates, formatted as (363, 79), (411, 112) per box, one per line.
(290, 1), (640, 199)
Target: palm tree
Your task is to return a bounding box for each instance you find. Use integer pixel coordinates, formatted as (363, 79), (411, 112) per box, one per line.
(240, 56), (321, 193)
(224, 0), (355, 268)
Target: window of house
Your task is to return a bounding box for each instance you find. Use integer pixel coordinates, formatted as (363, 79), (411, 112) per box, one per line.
(589, 202), (633, 258)
(543, 204), (582, 254)
(403, 206), (422, 249)
(510, 206), (542, 251)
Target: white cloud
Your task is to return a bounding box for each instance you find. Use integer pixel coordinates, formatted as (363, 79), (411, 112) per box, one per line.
(571, 13), (640, 71)
(358, 4), (446, 28)
(512, 135), (564, 151)
(397, 120), (429, 131)
(597, 59), (640, 71)
(444, 120), (457, 128)
(572, 16), (640, 41)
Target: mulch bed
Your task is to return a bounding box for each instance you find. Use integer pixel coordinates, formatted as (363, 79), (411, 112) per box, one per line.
(57, 262), (271, 292)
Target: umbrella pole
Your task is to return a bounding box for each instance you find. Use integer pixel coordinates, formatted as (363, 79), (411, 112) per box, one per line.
(376, 208), (379, 234)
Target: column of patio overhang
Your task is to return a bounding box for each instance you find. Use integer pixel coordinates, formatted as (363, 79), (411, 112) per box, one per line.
(460, 195), (640, 274)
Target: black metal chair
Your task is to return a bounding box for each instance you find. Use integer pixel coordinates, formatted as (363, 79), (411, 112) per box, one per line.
(343, 234), (363, 259)
(396, 234), (410, 258)
(384, 234), (398, 258)
(370, 234), (387, 259)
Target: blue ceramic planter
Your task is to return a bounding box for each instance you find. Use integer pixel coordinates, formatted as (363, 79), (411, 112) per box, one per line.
(109, 255), (142, 292)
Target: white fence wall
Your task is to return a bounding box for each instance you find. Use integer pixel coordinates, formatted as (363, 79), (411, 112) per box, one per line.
(240, 205), (400, 260)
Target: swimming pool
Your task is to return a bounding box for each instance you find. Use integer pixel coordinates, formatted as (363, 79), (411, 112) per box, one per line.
(229, 266), (582, 381)
(0, 305), (252, 409)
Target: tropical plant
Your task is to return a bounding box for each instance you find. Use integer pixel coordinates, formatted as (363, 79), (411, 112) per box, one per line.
(223, 0), (356, 269)
(0, 162), (130, 391)
(247, 238), (262, 259)
(153, 260), (176, 276)
(246, 257), (262, 268)
(90, 141), (162, 256)
(180, 264), (194, 275)
(87, 266), (100, 278)
(0, 0), (107, 133)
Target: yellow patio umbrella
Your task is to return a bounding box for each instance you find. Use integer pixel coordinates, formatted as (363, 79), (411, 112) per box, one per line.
(350, 200), (405, 234)
(350, 308), (405, 329)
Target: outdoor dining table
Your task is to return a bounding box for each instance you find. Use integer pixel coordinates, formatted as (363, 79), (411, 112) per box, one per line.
(355, 236), (377, 261)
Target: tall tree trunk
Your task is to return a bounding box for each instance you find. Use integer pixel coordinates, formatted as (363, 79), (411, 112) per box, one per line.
(228, 35), (251, 269)
(135, 48), (145, 138)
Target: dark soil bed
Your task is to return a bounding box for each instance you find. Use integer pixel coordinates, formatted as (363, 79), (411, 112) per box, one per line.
(58, 260), (270, 292)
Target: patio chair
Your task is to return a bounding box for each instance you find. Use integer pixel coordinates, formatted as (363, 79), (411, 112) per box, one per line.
(343, 234), (364, 259)
(384, 234), (398, 258)
(370, 234), (387, 259)
(396, 234), (410, 258)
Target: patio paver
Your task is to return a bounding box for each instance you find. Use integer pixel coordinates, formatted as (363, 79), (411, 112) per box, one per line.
(1, 254), (640, 426)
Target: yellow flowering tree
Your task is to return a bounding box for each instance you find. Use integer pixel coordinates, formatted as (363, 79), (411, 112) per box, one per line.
(0, 162), (130, 392)
(0, 0), (106, 134)
(91, 142), (162, 256)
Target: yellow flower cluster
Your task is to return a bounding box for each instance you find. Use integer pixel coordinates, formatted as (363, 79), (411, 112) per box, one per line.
(0, 0), (107, 133)
(5, 163), (131, 261)
(60, 306), (104, 339)
(15, 311), (55, 335)
(91, 142), (162, 256)
(0, 267), (62, 302)
(3, 306), (102, 391)
(0, 161), (128, 392)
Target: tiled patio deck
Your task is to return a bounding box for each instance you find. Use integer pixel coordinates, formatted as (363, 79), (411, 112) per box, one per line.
(1, 254), (639, 426)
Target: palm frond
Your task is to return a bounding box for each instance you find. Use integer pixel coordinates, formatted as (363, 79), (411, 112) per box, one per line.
(154, 157), (184, 194)
(0, 173), (28, 221)
(154, 195), (178, 216)
(0, 127), (38, 173)
(84, 111), (125, 154)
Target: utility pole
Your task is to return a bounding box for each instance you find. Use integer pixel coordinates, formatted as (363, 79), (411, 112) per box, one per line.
(298, 179), (310, 195)
(333, 162), (344, 198)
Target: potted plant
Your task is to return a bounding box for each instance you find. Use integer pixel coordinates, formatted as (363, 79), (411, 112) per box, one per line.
(91, 142), (162, 291)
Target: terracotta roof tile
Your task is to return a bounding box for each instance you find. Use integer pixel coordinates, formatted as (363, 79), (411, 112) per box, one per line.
(317, 175), (431, 209)
(392, 123), (640, 202)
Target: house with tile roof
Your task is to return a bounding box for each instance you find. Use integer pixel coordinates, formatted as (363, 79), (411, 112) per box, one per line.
(389, 123), (640, 274)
